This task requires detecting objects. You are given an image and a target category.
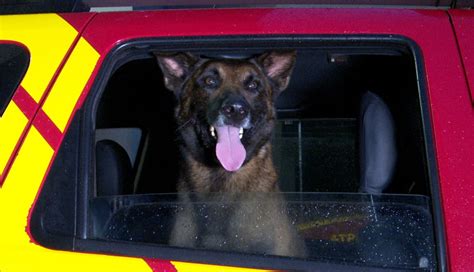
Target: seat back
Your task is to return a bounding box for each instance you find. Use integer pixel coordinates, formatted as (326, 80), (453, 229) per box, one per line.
(95, 128), (145, 195)
(95, 140), (133, 196)
(359, 91), (397, 194)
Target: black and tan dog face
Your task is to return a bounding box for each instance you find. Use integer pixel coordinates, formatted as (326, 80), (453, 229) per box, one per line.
(155, 51), (296, 172)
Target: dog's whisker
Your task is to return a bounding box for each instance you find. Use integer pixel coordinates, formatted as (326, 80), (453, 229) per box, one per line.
(175, 118), (195, 132)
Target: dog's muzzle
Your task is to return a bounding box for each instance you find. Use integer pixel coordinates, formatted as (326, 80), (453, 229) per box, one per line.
(208, 95), (251, 172)
(216, 96), (251, 129)
(220, 100), (249, 125)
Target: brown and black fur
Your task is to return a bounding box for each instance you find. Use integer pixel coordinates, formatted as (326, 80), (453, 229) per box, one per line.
(155, 51), (306, 257)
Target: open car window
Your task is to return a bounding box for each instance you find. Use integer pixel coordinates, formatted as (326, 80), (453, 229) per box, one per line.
(30, 36), (442, 271)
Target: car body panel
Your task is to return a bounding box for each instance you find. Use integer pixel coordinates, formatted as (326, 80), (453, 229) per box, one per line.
(41, 37), (100, 135)
(449, 9), (474, 104)
(0, 8), (473, 271)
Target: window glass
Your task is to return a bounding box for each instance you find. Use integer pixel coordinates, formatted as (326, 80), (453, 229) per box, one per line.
(91, 193), (435, 269)
(0, 44), (29, 116)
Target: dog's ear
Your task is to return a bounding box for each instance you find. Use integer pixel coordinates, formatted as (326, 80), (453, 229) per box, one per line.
(154, 52), (199, 94)
(257, 50), (296, 97)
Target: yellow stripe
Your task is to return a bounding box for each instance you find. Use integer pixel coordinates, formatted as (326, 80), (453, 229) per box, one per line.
(172, 262), (275, 272)
(0, 127), (150, 271)
(42, 37), (100, 132)
(0, 14), (78, 102)
(0, 127), (54, 247)
(0, 102), (28, 178)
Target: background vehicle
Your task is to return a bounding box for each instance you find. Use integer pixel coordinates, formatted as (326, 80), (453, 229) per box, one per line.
(1, 1), (473, 271)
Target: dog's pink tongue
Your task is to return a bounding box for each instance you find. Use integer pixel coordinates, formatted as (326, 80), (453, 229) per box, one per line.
(215, 126), (246, 172)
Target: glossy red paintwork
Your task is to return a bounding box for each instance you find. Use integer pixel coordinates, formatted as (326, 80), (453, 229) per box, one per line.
(68, 8), (474, 270)
(144, 259), (177, 272)
(59, 13), (96, 34)
(449, 9), (474, 104)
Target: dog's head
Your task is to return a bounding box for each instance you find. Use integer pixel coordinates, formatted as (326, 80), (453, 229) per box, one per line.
(155, 51), (296, 172)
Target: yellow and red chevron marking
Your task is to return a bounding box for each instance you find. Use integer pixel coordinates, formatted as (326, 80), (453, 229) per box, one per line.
(0, 13), (278, 272)
(12, 86), (62, 149)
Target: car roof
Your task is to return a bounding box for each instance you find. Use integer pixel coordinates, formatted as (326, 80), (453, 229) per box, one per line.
(1, 0), (473, 15)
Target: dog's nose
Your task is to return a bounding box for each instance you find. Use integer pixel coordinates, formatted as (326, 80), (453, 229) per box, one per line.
(220, 99), (249, 124)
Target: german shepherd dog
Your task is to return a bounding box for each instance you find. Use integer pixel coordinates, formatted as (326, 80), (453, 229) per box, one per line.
(155, 51), (306, 257)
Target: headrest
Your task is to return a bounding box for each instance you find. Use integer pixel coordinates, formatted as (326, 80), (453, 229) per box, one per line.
(96, 128), (143, 168)
(359, 91), (397, 194)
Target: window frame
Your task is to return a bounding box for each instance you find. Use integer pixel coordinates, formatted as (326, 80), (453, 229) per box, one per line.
(31, 35), (447, 271)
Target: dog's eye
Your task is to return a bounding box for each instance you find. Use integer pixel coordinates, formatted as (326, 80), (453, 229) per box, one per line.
(204, 76), (218, 87)
(246, 80), (259, 92)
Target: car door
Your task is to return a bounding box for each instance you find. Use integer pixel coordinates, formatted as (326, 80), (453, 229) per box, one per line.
(2, 6), (474, 272)
(24, 8), (470, 272)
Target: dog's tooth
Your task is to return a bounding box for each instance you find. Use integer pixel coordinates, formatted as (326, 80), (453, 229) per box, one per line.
(239, 127), (243, 139)
(210, 126), (216, 138)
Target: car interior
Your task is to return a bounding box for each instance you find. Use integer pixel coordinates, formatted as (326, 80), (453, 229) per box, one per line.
(95, 47), (429, 196)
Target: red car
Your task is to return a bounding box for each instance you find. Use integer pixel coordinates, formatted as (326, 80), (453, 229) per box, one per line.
(1, 1), (473, 271)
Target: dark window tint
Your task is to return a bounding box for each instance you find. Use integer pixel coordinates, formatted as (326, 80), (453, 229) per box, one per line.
(0, 44), (29, 116)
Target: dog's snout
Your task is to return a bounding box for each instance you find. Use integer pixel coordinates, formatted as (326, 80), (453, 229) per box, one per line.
(220, 98), (250, 124)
